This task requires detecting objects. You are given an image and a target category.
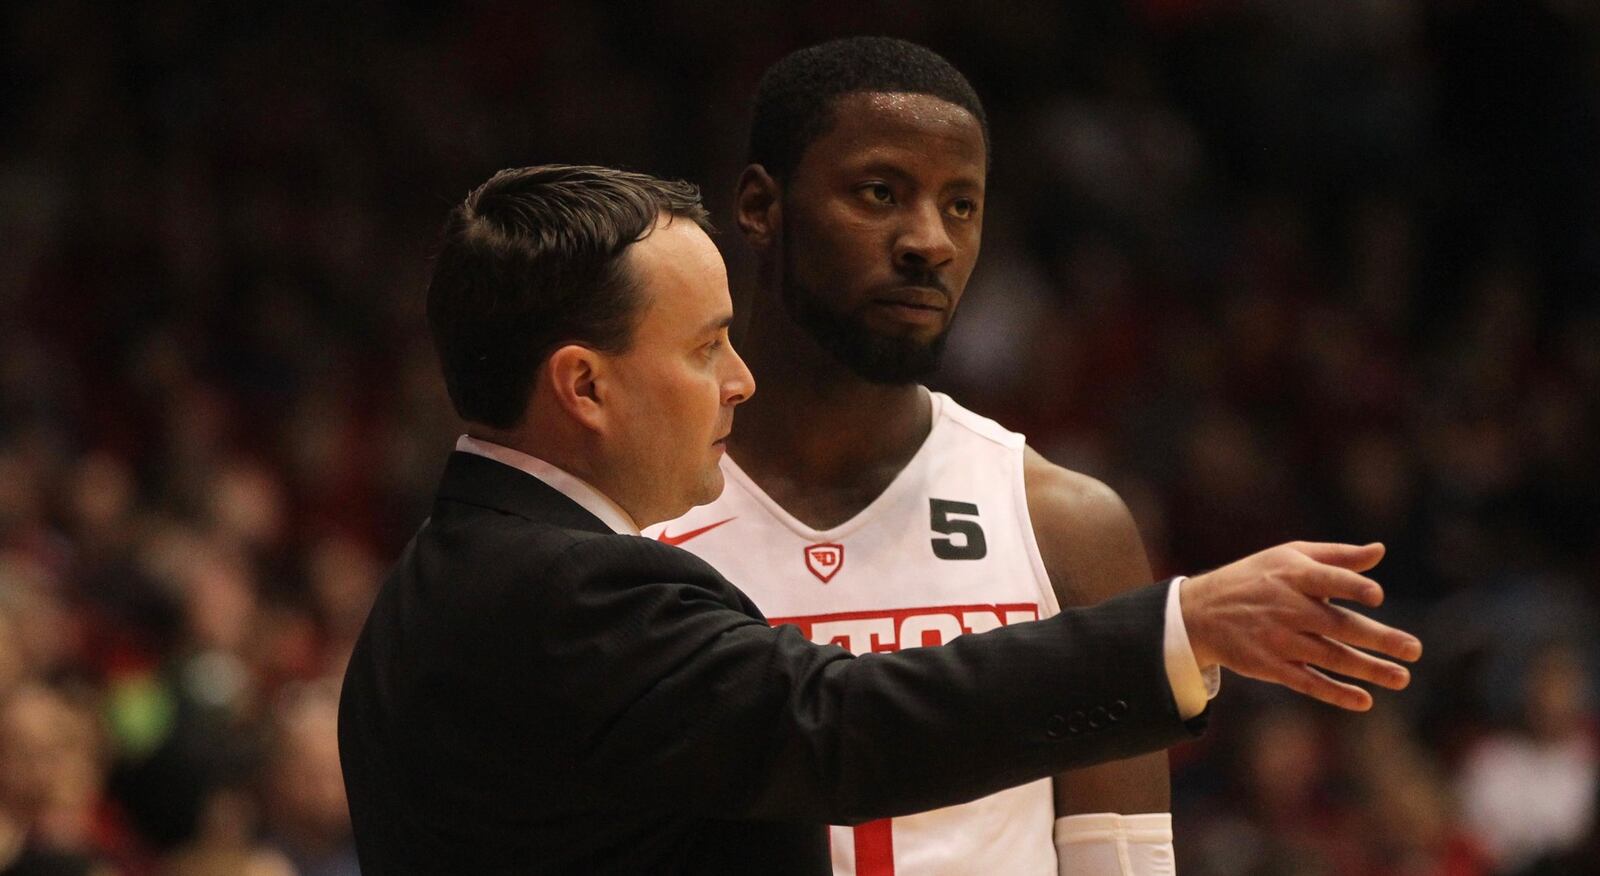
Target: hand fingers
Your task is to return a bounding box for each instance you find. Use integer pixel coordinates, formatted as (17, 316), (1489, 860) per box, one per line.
(1307, 602), (1423, 662)
(1289, 541), (1385, 573)
(1294, 633), (1411, 690)
(1294, 564), (1385, 608)
(1265, 661), (1374, 712)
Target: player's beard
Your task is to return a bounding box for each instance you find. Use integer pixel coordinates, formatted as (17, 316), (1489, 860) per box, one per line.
(778, 226), (953, 385)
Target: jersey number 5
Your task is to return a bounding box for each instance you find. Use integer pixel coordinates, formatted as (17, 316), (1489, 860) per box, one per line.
(929, 499), (987, 560)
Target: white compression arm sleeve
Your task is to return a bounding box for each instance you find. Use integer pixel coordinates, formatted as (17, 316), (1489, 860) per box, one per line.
(1054, 813), (1176, 876)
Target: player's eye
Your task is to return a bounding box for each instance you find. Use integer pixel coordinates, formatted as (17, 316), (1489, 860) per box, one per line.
(948, 198), (977, 219)
(857, 183), (895, 206)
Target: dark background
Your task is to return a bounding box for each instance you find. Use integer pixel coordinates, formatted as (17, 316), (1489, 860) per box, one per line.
(2, 1), (1597, 874)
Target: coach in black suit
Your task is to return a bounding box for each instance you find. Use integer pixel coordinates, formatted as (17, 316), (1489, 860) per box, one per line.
(338, 165), (1421, 874)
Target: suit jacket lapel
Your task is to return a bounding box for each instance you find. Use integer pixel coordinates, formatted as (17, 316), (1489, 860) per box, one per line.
(434, 451), (616, 535)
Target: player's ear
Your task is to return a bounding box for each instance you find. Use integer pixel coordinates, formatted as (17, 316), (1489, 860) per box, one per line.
(735, 164), (780, 253)
(543, 344), (607, 433)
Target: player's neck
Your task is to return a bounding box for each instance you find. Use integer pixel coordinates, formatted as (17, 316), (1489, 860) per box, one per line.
(729, 300), (933, 515)
(730, 366), (930, 471)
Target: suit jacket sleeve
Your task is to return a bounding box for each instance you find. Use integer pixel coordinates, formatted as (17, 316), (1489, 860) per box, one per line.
(506, 534), (1198, 825)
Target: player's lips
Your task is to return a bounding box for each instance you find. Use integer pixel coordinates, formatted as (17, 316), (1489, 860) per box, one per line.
(873, 286), (949, 309)
(868, 286), (948, 327)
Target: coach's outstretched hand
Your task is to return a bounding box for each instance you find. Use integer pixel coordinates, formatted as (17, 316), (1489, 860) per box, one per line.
(1181, 542), (1422, 711)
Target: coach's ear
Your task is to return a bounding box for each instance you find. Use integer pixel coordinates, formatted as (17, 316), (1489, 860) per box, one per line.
(543, 344), (607, 433)
(735, 164), (781, 254)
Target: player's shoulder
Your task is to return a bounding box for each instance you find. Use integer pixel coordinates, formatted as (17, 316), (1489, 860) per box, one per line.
(1022, 446), (1152, 605)
(932, 391), (1025, 450)
(925, 390), (1137, 549)
(1022, 447), (1130, 526)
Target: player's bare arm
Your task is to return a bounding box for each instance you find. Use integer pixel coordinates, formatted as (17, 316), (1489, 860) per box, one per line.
(1022, 447), (1172, 819)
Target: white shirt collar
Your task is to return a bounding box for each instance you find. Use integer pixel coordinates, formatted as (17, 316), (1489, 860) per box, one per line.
(453, 435), (641, 535)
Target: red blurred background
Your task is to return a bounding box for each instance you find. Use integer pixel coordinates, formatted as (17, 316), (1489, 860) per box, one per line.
(2, 2), (1597, 874)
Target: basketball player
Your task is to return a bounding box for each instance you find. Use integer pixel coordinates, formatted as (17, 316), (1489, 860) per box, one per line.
(646, 38), (1233, 875)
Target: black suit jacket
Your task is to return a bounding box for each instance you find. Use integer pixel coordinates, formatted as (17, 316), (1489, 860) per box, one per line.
(338, 452), (1202, 874)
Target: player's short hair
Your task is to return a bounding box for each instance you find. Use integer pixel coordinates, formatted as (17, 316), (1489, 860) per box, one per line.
(427, 165), (711, 429)
(748, 36), (989, 181)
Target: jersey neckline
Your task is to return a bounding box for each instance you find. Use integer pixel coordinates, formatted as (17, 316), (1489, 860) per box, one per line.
(721, 389), (948, 543)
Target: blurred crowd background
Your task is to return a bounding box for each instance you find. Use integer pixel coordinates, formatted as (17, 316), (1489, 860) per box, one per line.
(2, 1), (1597, 874)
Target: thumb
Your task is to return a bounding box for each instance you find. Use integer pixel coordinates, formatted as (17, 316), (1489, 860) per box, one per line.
(1292, 541), (1385, 573)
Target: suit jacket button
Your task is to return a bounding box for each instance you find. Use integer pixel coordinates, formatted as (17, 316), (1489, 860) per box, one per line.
(1046, 714), (1068, 739)
(1066, 710), (1087, 734)
(1088, 706), (1109, 730)
(1109, 700), (1129, 721)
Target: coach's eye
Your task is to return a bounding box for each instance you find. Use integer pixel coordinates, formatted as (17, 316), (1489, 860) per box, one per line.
(858, 183), (894, 206)
(948, 198), (977, 220)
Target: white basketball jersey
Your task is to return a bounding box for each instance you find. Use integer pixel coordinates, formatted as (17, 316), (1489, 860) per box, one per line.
(644, 392), (1061, 876)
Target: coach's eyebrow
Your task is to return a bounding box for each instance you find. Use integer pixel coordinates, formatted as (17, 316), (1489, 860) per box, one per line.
(700, 314), (735, 335)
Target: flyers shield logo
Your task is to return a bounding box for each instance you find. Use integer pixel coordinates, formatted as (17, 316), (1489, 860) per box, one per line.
(803, 543), (844, 583)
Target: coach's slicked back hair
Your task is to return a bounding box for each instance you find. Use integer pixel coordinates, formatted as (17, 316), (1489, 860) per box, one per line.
(748, 36), (989, 181)
(427, 165), (710, 429)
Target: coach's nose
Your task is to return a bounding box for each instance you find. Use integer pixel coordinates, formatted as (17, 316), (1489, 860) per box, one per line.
(723, 342), (755, 406)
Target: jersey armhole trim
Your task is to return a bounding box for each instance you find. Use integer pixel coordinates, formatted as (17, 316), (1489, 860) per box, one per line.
(1013, 443), (1063, 620)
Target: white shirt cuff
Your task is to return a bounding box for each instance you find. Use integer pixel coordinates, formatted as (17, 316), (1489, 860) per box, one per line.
(1163, 576), (1219, 719)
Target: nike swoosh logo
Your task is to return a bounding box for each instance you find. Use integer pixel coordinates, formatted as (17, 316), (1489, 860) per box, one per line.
(656, 517), (736, 546)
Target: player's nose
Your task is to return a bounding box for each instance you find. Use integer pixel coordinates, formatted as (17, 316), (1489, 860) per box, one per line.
(893, 199), (956, 270)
